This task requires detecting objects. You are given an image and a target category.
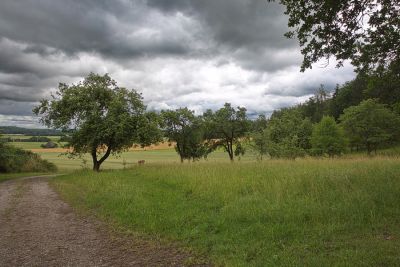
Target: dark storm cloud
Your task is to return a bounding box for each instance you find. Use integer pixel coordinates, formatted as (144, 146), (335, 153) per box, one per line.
(0, 0), (196, 60)
(0, 100), (36, 116)
(0, 0), (355, 126)
(146, 0), (298, 70)
(0, 0), (296, 69)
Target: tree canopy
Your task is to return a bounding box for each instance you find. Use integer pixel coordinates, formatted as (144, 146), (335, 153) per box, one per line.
(271, 0), (400, 72)
(264, 108), (312, 159)
(33, 73), (161, 171)
(339, 99), (400, 154)
(204, 103), (249, 161)
(311, 116), (347, 157)
(161, 108), (208, 162)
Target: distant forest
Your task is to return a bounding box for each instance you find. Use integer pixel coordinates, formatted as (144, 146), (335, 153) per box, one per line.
(0, 126), (61, 136)
(289, 63), (400, 123)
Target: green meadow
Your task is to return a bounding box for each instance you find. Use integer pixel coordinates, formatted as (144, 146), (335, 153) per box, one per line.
(5, 140), (400, 265)
(36, 149), (244, 170)
(52, 158), (400, 266)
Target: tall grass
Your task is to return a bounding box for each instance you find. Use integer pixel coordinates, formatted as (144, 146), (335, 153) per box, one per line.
(53, 158), (400, 266)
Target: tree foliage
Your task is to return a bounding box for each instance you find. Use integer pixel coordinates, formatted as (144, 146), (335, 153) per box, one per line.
(328, 75), (368, 120)
(204, 103), (250, 161)
(265, 108), (312, 159)
(311, 116), (347, 157)
(33, 73), (161, 171)
(271, 0), (400, 72)
(364, 61), (400, 107)
(299, 85), (330, 122)
(161, 108), (208, 162)
(339, 99), (400, 154)
(248, 115), (269, 160)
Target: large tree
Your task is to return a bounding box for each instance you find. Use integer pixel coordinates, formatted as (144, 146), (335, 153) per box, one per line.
(203, 103), (250, 161)
(33, 73), (161, 171)
(161, 108), (208, 162)
(339, 99), (400, 154)
(271, 0), (400, 72)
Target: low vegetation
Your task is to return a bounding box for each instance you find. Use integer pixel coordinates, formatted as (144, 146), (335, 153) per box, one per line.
(0, 141), (57, 173)
(53, 159), (400, 266)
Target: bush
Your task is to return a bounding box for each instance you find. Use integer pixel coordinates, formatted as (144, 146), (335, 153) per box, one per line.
(311, 116), (347, 157)
(264, 108), (312, 159)
(40, 141), (58, 149)
(0, 142), (57, 173)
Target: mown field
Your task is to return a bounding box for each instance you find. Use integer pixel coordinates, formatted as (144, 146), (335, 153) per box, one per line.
(52, 158), (400, 266)
(7, 137), (254, 171)
(9, 137), (400, 171)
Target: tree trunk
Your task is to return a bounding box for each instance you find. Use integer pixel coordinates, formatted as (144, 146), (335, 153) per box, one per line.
(93, 161), (100, 172)
(366, 143), (372, 156)
(91, 149), (99, 172)
(91, 145), (112, 172)
(227, 141), (234, 162)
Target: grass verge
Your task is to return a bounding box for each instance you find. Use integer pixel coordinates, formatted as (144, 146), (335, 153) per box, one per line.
(51, 158), (400, 266)
(0, 172), (50, 183)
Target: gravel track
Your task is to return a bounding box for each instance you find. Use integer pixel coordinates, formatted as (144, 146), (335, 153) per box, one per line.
(0, 176), (204, 266)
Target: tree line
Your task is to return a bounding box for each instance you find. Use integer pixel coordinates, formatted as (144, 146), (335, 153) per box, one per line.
(33, 71), (400, 171)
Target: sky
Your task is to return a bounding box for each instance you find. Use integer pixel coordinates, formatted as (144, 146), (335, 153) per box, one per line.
(0, 0), (356, 128)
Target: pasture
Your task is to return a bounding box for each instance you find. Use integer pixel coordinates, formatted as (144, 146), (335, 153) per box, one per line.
(7, 137), (255, 171)
(52, 158), (400, 266)
(4, 138), (400, 265)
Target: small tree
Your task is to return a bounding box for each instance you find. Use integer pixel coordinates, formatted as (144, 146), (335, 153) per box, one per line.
(311, 116), (347, 157)
(33, 73), (161, 171)
(249, 130), (269, 161)
(203, 103), (250, 161)
(339, 99), (400, 155)
(248, 115), (269, 160)
(265, 108), (312, 159)
(161, 108), (208, 162)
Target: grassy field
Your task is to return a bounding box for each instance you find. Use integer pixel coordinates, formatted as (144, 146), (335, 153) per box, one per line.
(2, 134), (61, 141)
(8, 139), (246, 171)
(52, 158), (400, 266)
(37, 149), (256, 171)
(6, 137), (400, 172)
(0, 172), (50, 183)
(10, 142), (67, 149)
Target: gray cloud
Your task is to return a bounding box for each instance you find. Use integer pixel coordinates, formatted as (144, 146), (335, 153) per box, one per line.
(0, 100), (36, 116)
(0, 0), (204, 60)
(0, 0), (355, 127)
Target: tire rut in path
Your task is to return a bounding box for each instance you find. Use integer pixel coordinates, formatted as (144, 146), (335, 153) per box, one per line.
(0, 177), (206, 266)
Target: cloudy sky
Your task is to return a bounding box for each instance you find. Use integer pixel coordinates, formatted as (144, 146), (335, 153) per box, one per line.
(0, 0), (355, 128)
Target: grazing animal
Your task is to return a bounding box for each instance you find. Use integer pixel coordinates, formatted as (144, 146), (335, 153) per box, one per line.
(138, 160), (145, 165)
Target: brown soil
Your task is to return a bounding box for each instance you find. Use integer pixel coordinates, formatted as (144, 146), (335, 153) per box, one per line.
(0, 176), (208, 266)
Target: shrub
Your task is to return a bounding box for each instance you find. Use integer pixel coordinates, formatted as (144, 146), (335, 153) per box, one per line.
(0, 142), (57, 173)
(311, 116), (347, 157)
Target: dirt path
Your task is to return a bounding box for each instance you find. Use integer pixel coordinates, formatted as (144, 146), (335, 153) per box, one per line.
(0, 176), (205, 266)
